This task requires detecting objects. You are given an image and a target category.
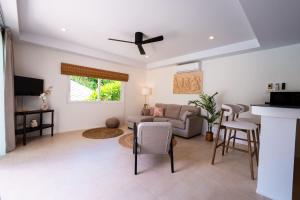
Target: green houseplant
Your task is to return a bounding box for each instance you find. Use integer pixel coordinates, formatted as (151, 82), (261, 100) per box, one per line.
(189, 92), (220, 141)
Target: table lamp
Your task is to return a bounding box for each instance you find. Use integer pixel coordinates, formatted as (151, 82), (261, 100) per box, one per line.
(141, 87), (152, 109)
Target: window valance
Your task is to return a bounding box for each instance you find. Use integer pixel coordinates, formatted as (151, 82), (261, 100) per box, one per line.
(61, 63), (129, 82)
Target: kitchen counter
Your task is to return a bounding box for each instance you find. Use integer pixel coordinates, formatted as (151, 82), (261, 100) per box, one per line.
(252, 105), (300, 200)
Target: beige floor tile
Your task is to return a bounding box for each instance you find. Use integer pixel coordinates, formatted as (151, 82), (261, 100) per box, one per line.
(0, 127), (268, 200)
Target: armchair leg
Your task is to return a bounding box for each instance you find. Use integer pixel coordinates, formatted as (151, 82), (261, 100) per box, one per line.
(134, 123), (138, 175)
(169, 137), (174, 173)
(134, 149), (137, 175)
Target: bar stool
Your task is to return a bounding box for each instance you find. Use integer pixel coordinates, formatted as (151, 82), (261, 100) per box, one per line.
(235, 104), (261, 153)
(211, 104), (259, 180)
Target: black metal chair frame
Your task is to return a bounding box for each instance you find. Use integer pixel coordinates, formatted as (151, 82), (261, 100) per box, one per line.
(133, 123), (174, 175)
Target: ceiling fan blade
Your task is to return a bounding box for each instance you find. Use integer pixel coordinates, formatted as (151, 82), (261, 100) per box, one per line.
(142, 35), (164, 44)
(137, 45), (145, 55)
(108, 38), (134, 44)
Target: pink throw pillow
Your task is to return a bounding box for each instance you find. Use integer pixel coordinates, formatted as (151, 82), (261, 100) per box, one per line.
(149, 107), (154, 116)
(153, 107), (164, 117)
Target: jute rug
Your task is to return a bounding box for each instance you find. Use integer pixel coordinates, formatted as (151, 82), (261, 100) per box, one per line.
(119, 133), (177, 149)
(82, 127), (123, 139)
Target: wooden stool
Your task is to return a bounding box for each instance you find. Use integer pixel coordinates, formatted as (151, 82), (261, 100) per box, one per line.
(231, 104), (261, 154)
(211, 104), (259, 180)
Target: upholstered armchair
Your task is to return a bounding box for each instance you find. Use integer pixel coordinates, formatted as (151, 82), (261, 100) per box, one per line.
(133, 122), (174, 175)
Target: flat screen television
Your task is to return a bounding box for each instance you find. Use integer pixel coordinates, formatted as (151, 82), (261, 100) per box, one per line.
(14, 76), (44, 96)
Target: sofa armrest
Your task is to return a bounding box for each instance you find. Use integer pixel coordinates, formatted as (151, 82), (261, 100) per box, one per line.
(185, 116), (203, 137)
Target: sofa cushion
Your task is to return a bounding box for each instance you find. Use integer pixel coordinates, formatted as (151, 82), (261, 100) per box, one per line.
(155, 103), (168, 110)
(169, 119), (185, 129)
(165, 104), (182, 119)
(153, 117), (169, 122)
(127, 116), (154, 123)
(179, 105), (200, 119)
(180, 111), (193, 122)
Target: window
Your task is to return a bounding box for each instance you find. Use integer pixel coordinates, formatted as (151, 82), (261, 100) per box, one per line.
(69, 75), (122, 102)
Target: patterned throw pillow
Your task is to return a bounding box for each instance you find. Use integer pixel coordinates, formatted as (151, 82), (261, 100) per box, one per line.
(180, 111), (193, 121)
(149, 107), (154, 116)
(153, 107), (164, 117)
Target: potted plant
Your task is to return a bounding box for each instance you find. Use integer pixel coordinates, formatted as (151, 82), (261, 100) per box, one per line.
(189, 92), (220, 141)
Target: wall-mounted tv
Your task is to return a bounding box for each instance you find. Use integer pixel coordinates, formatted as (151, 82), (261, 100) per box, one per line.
(14, 76), (44, 96)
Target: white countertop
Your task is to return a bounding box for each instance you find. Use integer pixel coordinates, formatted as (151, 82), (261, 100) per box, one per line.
(252, 105), (300, 119)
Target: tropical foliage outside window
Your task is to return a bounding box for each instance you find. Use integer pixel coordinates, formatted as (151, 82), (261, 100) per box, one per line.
(69, 75), (122, 102)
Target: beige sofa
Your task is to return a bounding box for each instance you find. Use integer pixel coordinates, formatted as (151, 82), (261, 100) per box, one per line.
(127, 103), (203, 138)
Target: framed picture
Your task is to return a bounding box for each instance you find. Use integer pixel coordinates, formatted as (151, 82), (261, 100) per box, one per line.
(173, 70), (203, 94)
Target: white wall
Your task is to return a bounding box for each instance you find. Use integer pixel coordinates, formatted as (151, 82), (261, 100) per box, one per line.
(14, 41), (300, 135)
(147, 43), (300, 132)
(14, 41), (146, 134)
(147, 65), (199, 106)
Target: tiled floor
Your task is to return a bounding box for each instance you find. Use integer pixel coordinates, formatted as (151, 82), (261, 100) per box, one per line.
(0, 127), (268, 200)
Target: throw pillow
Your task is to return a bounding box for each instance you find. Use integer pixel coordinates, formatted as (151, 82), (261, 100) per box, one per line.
(180, 111), (193, 121)
(142, 108), (151, 116)
(149, 107), (154, 116)
(153, 107), (164, 117)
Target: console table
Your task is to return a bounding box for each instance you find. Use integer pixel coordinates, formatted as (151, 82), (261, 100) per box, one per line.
(15, 109), (54, 145)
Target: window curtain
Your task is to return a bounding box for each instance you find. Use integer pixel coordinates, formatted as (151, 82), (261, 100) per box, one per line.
(4, 29), (15, 152)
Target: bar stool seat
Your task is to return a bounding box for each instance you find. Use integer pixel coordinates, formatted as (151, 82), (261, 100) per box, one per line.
(223, 121), (258, 130)
(237, 117), (260, 125)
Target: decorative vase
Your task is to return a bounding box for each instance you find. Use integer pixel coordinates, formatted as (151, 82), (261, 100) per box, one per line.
(205, 131), (214, 142)
(40, 101), (48, 110)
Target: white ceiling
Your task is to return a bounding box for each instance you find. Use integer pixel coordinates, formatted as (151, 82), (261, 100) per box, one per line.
(17, 0), (255, 63)
(239, 0), (300, 49)
(1, 0), (300, 68)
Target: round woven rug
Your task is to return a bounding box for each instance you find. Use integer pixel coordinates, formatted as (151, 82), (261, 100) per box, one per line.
(119, 133), (177, 149)
(82, 127), (123, 139)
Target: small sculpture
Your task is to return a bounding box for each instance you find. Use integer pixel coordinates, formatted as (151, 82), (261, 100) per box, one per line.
(30, 119), (38, 128)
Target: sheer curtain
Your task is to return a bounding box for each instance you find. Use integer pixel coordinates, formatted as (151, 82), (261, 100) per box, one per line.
(4, 29), (16, 152)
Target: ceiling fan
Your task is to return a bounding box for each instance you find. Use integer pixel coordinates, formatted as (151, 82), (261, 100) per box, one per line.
(108, 32), (164, 55)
